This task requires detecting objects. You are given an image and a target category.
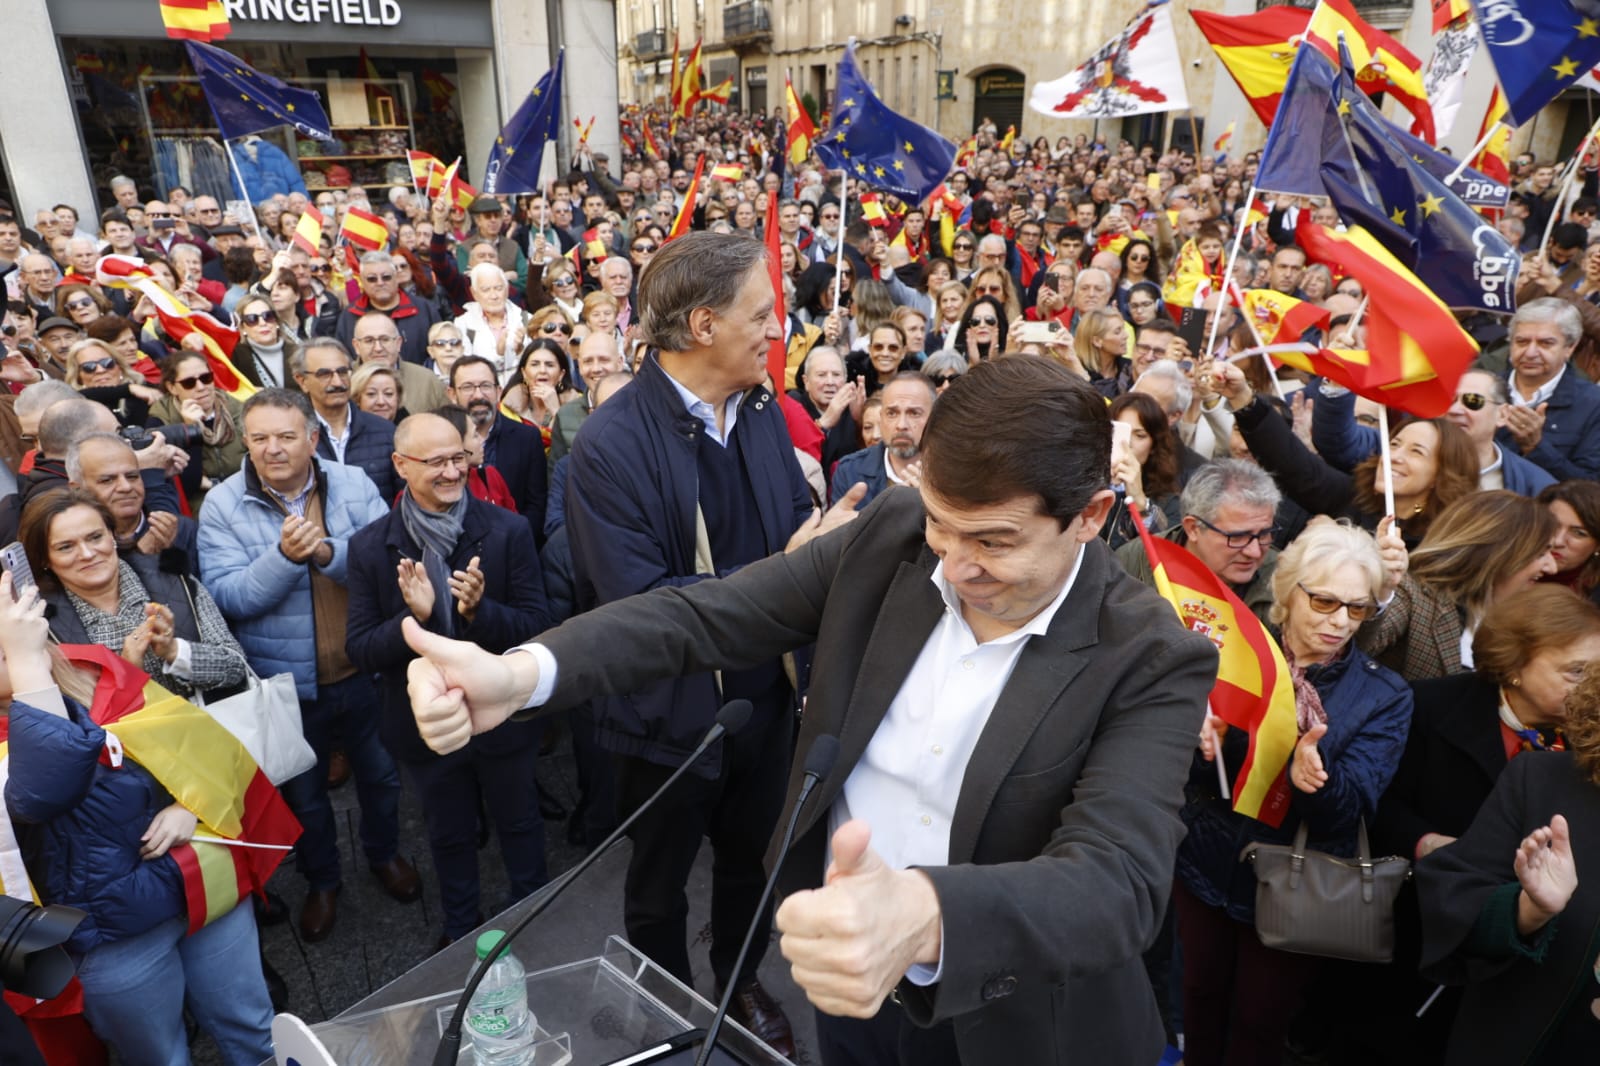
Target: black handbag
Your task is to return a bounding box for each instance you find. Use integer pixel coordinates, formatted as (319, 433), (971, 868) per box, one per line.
(1240, 818), (1411, 963)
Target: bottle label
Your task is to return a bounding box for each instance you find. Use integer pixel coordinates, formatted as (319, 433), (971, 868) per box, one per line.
(469, 1007), (513, 1036)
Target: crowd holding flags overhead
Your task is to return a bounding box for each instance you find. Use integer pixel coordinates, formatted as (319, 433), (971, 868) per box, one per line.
(1131, 504), (1300, 829)
(483, 50), (564, 195)
(96, 255), (255, 400)
(1029, 0), (1191, 121)
(1191, 6), (1309, 127)
(1253, 41), (1518, 316)
(813, 42), (956, 204)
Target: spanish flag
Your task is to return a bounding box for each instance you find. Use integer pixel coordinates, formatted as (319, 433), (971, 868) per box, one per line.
(1430, 0), (1471, 33)
(860, 192), (888, 228)
(407, 150), (447, 198)
(439, 157), (479, 211)
(339, 206), (388, 253)
(160, 0), (231, 42)
(711, 163), (744, 183)
(1191, 6), (1308, 127)
(581, 227), (608, 261)
(669, 34), (683, 114)
(291, 204), (324, 257)
(1305, 0), (1433, 143)
(1472, 86), (1512, 190)
(785, 76), (816, 167)
(641, 121), (665, 160)
(1212, 120), (1235, 157)
(1286, 215), (1478, 418)
(668, 153), (705, 242)
(998, 125), (1016, 153)
(95, 255), (255, 400)
(699, 77), (733, 107)
(1240, 288), (1330, 346)
(1131, 505), (1299, 828)
(64, 644), (300, 933)
(1162, 237), (1223, 307)
(573, 115), (596, 147)
(677, 40), (703, 118)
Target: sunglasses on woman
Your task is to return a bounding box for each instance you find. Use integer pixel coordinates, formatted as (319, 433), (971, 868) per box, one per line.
(1297, 583), (1379, 622)
(541, 322), (573, 335)
(930, 373), (962, 385)
(970, 316), (998, 326)
(65, 298), (96, 312)
(78, 357), (118, 374)
(309, 264), (330, 275)
(175, 371), (215, 389)
(240, 312), (277, 327)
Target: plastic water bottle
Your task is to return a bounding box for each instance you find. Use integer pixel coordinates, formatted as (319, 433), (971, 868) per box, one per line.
(465, 930), (535, 1066)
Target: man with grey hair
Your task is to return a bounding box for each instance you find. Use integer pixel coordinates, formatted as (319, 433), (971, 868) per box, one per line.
(1074, 267), (1114, 315)
(109, 175), (141, 211)
(335, 250), (441, 366)
(67, 431), (198, 566)
(975, 233), (1008, 271)
(1115, 458), (1283, 623)
(557, 231), (864, 1056)
(599, 255), (636, 331)
(1497, 296), (1600, 481)
(295, 332), (400, 500)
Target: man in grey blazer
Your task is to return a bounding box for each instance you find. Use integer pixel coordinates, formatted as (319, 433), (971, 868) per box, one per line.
(403, 355), (1219, 1066)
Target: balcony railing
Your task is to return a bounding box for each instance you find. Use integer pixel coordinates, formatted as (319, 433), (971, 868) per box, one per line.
(635, 29), (667, 57)
(723, 0), (771, 42)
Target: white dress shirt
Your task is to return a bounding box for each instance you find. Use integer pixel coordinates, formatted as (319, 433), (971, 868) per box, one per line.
(1510, 363), (1566, 408)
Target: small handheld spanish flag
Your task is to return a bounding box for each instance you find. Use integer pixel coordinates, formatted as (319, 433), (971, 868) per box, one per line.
(160, 0), (230, 42)
(290, 205), (324, 256)
(711, 163), (744, 183)
(407, 150), (447, 198)
(581, 227), (608, 261)
(339, 206), (389, 253)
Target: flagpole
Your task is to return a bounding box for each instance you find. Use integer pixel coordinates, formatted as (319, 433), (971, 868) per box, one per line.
(831, 173), (849, 316)
(1236, 311), (1285, 400)
(1204, 182), (1258, 359)
(219, 137), (261, 239)
(1444, 122), (1505, 184)
(1540, 117), (1600, 256)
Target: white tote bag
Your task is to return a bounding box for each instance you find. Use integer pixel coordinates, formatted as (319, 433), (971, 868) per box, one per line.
(204, 666), (317, 786)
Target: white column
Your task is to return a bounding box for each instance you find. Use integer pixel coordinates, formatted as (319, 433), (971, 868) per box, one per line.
(0, 0), (96, 218)
(560, 0), (622, 172)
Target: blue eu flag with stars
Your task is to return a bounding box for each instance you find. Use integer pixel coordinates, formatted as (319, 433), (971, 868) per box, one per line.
(814, 43), (955, 204)
(484, 50), (564, 196)
(1470, 0), (1600, 127)
(185, 41), (332, 142)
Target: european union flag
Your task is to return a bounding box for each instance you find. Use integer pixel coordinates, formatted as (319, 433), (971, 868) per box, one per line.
(1258, 44), (1520, 315)
(1470, 0), (1600, 126)
(184, 41), (331, 142)
(484, 50), (564, 196)
(814, 43), (955, 204)
(1256, 45), (1505, 209)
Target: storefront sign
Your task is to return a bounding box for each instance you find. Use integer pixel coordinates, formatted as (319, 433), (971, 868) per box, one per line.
(746, 66), (767, 86)
(225, 0), (403, 26)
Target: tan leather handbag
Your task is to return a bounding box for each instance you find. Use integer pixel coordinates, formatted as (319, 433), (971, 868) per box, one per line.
(1241, 818), (1411, 963)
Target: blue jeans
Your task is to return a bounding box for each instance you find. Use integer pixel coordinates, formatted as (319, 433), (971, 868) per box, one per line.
(75, 902), (273, 1066)
(277, 672), (401, 891)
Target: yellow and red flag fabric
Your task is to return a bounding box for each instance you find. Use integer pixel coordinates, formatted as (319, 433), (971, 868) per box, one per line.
(1162, 237), (1224, 307)
(339, 206), (388, 253)
(291, 204), (325, 257)
(64, 643), (299, 933)
(669, 34), (683, 114)
(1285, 216), (1478, 417)
(581, 227), (608, 261)
(785, 76), (817, 167)
(1240, 288), (1330, 346)
(998, 125), (1016, 153)
(711, 163), (744, 183)
(1304, 0), (1433, 142)
(1212, 120), (1235, 156)
(677, 40), (703, 118)
(438, 158), (479, 211)
(160, 0), (231, 42)
(407, 150), (447, 198)
(1131, 505), (1299, 828)
(573, 115), (596, 147)
(698, 78), (733, 107)
(1430, 0), (1472, 34)
(860, 192), (889, 228)
(641, 121), (665, 160)
(1191, 6), (1310, 127)
(1472, 86), (1512, 190)
(96, 255), (255, 399)
(668, 153), (705, 242)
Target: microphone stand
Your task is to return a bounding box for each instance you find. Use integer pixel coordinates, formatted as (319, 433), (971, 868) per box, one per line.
(693, 735), (840, 1066)
(432, 700), (755, 1066)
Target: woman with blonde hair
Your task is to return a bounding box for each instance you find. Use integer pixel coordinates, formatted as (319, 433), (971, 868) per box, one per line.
(1415, 656), (1600, 1063)
(1361, 491), (1558, 682)
(64, 338), (161, 427)
(932, 279), (969, 342)
(542, 262), (584, 323)
(1072, 306), (1132, 397)
(581, 290), (622, 342)
(965, 265), (1023, 325)
(1177, 518), (1412, 1066)
(351, 362), (405, 424)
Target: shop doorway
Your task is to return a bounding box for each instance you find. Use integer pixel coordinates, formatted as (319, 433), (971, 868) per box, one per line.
(970, 67), (1025, 136)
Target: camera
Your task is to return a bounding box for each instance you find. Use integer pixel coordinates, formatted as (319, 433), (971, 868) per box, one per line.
(122, 422), (202, 451)
(0, 896), (84, 998)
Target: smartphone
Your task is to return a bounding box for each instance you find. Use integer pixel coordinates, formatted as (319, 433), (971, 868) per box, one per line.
(1177, 306), (1210, 353)
(1, 542), (35, 600)
(1014, 321), (1065, 345)
(1107, 204), (1122, 220)
(1109, 420), (1133, 490)
(1147, 173), (1162, 192)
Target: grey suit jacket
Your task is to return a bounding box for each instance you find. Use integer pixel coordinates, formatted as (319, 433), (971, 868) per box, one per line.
(531, 487), (1217, 1065)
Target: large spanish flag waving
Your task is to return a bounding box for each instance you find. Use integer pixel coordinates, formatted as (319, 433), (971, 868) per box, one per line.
(67, 643), (300, 934)
(96, 254), (255, 401)
(1191, 6), (1310, 127)
(1131, 505), (1299, 828)
(1304, 0), (1433, 143)
(1286, 215), (1478, 418)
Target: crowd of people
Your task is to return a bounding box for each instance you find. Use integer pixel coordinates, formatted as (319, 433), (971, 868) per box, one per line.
(2, 97), (1600, 1066)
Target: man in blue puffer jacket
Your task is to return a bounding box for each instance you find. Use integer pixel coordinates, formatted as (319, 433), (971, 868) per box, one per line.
(198, 388), (418, 943)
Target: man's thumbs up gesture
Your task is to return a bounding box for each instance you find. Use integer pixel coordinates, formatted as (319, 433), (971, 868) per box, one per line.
(775, 819), (943, 1018)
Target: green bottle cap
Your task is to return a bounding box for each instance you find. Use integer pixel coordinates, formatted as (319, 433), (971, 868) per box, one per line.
(475, 930), (507, 960)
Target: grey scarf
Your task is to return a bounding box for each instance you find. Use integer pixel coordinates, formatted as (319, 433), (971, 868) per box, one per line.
(400, 487), (468, 560)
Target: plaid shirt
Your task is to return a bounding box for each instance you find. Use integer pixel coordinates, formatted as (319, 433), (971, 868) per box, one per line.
(67, 560), (248, 697)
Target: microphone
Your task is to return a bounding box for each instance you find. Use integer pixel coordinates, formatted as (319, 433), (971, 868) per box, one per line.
(433, 699), (755, 1066)
(693, 733), (840, 1066)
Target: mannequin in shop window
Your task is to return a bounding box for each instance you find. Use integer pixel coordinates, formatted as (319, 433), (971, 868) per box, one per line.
(231, 135), (308, 204)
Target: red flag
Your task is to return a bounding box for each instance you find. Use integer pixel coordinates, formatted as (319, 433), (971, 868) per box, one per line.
(1190, 6), (1311, 127)
(763, 193), (787, 389)
(668, 153), (705, 242)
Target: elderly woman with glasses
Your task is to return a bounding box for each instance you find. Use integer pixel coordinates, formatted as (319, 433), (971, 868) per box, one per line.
(454, 262), (533, 382)
(150, 349), (246, 509)
(55, 282), (110, 328)
(543, 263), (584, 323)
(1175, 518), (1413, 1066)
(64, 338), (161, 428)
(425, 321), (467, 382)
